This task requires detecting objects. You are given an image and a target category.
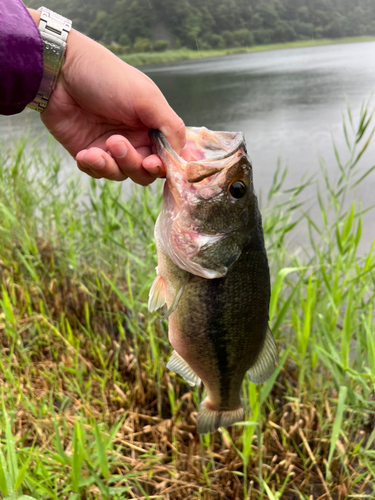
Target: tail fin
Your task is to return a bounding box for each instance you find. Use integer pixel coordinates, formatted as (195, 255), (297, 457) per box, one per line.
(197, 399), (244, 434)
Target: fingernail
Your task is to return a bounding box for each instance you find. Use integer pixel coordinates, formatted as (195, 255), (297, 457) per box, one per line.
(75, 150), (87, 162)
(111, 141), (128, 158)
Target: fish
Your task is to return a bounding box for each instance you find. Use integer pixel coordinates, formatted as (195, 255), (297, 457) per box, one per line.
(148, 127), (278, 434)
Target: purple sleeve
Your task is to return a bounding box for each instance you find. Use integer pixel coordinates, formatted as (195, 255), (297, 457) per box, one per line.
(0, 0), (43, 115)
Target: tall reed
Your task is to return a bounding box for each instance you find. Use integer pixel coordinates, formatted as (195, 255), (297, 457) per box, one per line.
(0, 99), (374, 499)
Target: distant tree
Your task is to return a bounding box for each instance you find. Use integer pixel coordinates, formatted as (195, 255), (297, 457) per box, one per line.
(314, 26), (324, 39)
(106, 43), (130, 55)
(367, 21), (375, 36)
(133, 37), (153, 52)
(213, 2), (240, 33)
(293, 21), (315, 38)
(222, 30), (235, 47)
(297, 6), (309, 23)
(323, 12), (346, 38)
(250, 13), (263, 30)
(118, 33), (131, 46)
(206, 34), (226, 49)
(257, 6), (279, 29)
(110, 0), (156, 42)
(233, 29), (254, 47)
(153, 40), (170, 51)
(253, 28), (273, 45)
(309, 9), (330, 27)
(26, 0), (375, 51)
(273, 21), (297, 42)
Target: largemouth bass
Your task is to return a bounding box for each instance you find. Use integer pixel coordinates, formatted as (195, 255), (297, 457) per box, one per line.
(148, 127), (278, 434)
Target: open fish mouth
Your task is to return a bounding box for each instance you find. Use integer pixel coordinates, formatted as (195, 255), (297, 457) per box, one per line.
(149, 128), (246, 185)
(150, 127), (245, 161)
(180, 127), (245, 163)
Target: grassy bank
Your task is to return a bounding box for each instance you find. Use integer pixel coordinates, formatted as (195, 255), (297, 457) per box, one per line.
(121, 36), (375, 66)
(0, 99), (375, 499)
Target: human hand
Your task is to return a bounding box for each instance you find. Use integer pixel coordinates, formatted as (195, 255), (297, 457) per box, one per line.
(28, 10), (185, 185)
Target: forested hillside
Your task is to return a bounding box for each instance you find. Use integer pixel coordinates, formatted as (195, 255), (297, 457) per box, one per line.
(27, 0), (375, 50)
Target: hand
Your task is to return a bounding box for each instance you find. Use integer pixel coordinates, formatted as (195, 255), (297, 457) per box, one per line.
(28, 10), (185, 185)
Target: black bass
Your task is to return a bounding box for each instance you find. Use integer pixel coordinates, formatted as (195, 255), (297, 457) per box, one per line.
(148, 127), (278, 434)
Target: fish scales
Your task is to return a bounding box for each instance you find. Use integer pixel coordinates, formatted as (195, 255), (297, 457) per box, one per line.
(170, 225), (270, 408)
(148, 127), (279, 434)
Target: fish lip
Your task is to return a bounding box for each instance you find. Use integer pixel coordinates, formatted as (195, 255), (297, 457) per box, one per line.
(149, 129), (178, 159)
(149, 129), (167, 148)
(149, 129), (184, 174)
(149, 129), (186, 206)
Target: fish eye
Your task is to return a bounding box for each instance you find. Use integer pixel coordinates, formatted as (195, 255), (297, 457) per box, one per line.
(229, 181), (246, 199)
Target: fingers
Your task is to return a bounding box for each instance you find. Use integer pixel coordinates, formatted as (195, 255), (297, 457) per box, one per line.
(160, 117), (186, 155)
(135, 86), (186, 154)
(150, 112), (186, 155)
(142, 154), (166, 177)
(106, 136), (159, 185)
(76, 148), (128, 181)
(75, 136), (164, 185)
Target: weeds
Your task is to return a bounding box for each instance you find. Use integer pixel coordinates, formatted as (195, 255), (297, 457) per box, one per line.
(0, 100), (374, 499)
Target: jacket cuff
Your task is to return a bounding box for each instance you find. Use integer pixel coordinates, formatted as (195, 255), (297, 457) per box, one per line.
(0, 0), (43, 115)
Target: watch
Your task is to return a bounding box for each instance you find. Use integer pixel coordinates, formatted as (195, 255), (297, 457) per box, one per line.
(27, 7), (72, 113)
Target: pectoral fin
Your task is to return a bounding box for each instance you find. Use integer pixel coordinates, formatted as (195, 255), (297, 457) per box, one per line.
(166, 350), (201, 386)
(247, 327), (279, 384)
(148, 272), (166, 312)
(149, 263), (190, 319)
(161, 272), (190, 320)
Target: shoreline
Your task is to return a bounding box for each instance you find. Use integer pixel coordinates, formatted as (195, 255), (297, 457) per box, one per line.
(120, 35), (375, 66)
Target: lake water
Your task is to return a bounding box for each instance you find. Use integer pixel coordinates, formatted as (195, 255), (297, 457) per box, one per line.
(1, 41), (375, 248)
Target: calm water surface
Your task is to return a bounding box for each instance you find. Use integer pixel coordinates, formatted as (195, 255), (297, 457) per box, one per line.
(1, 41), (375, 246)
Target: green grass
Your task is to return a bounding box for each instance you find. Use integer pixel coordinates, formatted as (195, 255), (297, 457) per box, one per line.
(0, 97), (374, 499)
(121, 36), (375, 66)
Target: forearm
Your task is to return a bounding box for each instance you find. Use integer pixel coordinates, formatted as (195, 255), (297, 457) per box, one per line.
(0, 0), (43, 115)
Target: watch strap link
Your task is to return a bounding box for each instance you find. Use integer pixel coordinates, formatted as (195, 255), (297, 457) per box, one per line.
(27, 7), (72, 113)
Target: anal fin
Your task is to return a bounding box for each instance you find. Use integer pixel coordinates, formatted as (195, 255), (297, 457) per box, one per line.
(166, 350), (201, 386)
(247, 327), (279, 384)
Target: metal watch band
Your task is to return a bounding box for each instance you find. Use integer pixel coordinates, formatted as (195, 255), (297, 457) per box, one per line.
(27, 7), (72, 113)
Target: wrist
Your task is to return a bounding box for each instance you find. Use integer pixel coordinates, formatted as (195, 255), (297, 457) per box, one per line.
(27, 8), (41, 26)
(27, 7), (72, 113)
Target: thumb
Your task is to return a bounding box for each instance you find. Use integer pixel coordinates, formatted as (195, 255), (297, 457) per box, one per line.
(136, 90), (186, 154)
(159, 115), (186, 155)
